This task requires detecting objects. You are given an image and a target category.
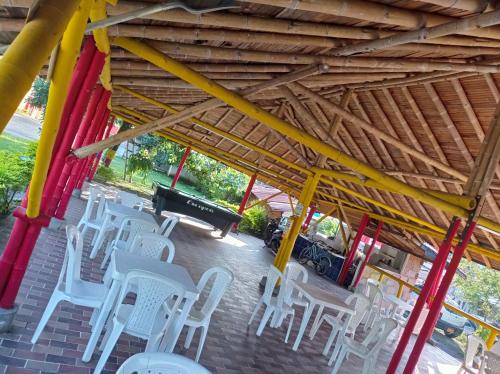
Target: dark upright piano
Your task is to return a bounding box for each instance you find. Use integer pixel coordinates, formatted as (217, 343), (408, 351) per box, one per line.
(152, 182), (242, 237)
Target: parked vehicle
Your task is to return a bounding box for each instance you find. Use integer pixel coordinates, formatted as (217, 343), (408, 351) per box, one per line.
(298, 241), (332, 275)
(263, 218), (279, 247)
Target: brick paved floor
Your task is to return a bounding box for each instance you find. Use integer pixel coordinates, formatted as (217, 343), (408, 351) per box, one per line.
(0, 182), (460, 373)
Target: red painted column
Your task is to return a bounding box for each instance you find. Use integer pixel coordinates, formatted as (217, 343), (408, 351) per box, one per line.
(55, 90), (111, 218)
(171, 146), (191, 189)
(387, 217), (462, 374)
(44, 51), (106, 216)
(302, 205), (316, 231)
(337, 213), (370, 286)
(428, 257), (446, 306)
(88, 116), (114, 181)
(403, 220), (475, 374)
(232, 173), (257, 231)
(352, 220), (383, 289)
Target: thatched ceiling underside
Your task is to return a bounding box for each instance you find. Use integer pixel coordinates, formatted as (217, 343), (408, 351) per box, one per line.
(2, 0), (500, 269)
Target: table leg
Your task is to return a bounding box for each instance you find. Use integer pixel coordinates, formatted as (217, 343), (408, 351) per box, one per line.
(293, 302), (315, 351)
(309, 305), (324, 339)
(160, 298), (196, 353)
(90, 214), (110, 259)
(82, 281), (120, 362)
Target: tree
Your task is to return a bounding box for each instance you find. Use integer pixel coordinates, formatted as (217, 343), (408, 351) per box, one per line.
(126, 148), (156, 183)
(317, 217), (339, 237)
(26, 77), (49, 117)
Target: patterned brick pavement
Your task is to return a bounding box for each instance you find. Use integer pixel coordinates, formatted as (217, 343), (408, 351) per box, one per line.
(0, 182), (460, 373)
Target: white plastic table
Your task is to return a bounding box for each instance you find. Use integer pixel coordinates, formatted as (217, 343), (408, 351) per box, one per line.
(90, 201), (157, 258)
(291, 282), (355, 351)
(382, 293), (413, 318)
(82, 252), (199, 362)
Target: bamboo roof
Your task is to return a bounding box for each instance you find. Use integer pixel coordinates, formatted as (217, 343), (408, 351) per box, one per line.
(2, 0), (500, 269)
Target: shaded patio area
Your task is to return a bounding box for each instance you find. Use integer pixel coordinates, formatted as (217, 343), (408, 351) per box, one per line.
(0, 183), (461, 373)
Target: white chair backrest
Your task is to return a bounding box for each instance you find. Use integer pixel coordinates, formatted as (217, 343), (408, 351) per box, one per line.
(263, 265), (283, 305)
(116, 217), (158, 252)
(196, 267), (234, 318)
(491, 340), (500, 355)
(82, 187), (106, 222)
(362, 318), (397, 353)
(116, 352), (210, 374)
(116, 190), (144, 211)
(283, 262), (308, 305)
(118, 271), (185, 337)
(345, 293), (370, 332)
(129, 233), (175, 262)
(365, 281), (381, 303)
(464, 335), (486, 368)
(159, 216), (179, 238)
(62, 225), (84, 295)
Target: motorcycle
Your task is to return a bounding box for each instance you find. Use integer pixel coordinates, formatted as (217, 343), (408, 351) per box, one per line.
(263, 218), (279, 246)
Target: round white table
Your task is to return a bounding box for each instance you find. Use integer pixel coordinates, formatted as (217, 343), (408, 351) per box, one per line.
(82, 252), (199, 362)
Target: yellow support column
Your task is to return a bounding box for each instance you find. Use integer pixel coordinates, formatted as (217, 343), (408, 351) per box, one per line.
(0, 0), (80, 134)
(26, 0), (92, 218)
(274, 173), (320, 273)
(378, 273), (385, 282)
(397, 283), (404, 298)
(486, 331), (498, 349)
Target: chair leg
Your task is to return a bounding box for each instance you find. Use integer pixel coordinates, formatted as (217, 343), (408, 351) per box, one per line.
(185, 326), (197, 349)
(310, 315), (326, 340)
(362, 357), (373, 374)
(100, 245), (113, 270)
(248, 299), (263, 326)
(330, 346), (347, 372)
(322, 327), (339, 357)
(195, 325), (208, 363)
(31, 293), (61, 344)
(256, 306), (274, 336)
(285, 311), (294, 344)
(329, 331), (343, 362)
(94, 323), (123, 374)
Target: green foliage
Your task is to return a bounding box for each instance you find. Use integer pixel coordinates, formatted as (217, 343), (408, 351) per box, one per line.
(317, 217), (339, 237)
(95, 165), (116, 182)
(136, 134), (185, 167)
(239, 206), (269, 237)
(453, 260), (500, 341)
(0, 142), (37, 215)
(26, 77), (49, 117)
(127, 148), (156, 183)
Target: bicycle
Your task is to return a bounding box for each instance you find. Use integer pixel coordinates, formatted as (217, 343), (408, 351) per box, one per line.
(298, 242), (332, 275)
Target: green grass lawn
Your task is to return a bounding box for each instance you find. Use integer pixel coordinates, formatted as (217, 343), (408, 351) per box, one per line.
(0, 134), (31, 153)
(101, 156), (206, 198)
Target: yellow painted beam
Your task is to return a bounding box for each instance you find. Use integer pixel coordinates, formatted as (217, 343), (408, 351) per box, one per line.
(90, 0), (112, 91)
(26, 0), (92, 217)
(246, 190), (284, 210)
(111, 37), (500, 234)
(0, 0), (80, 134)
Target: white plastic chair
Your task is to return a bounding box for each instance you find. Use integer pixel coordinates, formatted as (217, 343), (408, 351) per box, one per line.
(129, 232), (175, 262)
(457, 335), (486, 374)
(248, 265), (295, 343)
(115, 190), (144, 211)
(310, 292), (370, 359)
(330, 317), (398, 372)
(116, 352), (210, 374)
(95, 270), (186, 374)
(363, 281), (384, 331)
(159, 215), (179, 238)
(181, 267), (233, 362)
(101, 217), (158, 269)
(77, 187), (112, 246)
(283, 262), (309, 309)
(31, 225), (108, 344)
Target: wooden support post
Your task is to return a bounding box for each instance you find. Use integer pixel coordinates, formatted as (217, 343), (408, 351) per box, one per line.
(171, 146), (191, 189)
(352, 220), (383, 289)
(338, 213), (369, 286)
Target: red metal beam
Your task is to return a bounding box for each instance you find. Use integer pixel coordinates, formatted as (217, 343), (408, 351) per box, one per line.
(352, 219), (383, 289)
(171, 146), (191, 189)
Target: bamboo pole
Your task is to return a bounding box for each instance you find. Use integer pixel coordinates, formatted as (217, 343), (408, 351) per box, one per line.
(240, 0), (500, 40)
(0, 0), (80, 134)
(108, 37), (500, 233)
(417, 0), (488, 12)
(330, 9), (500, 56)
(115, 40), (500, 73)
(74, 63), (328, 157)
(90, 0), (112, 91)
(246, 190), (284, 210)
(26, 0), (92, 218)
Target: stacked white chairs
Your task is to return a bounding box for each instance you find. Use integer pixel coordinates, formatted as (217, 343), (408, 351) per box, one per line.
(101, 217), (158, 269)
(283, 262), (309, 309)
(31, 225), (109, 344)
(310, 292), (370, 359)
(77, 187), (111, 246)
(181, 267), (233, 362)
(130, 232), (175, 262)
(95, 271), (186, 374)
(457, 334), (486, 374)
(362, 280), (385, 331)
(159, 215), (179, 238)
(116, 352), (210, 374)
(115, 190), (144, 211)
(248, 265), (295, 343)
(330, 318), (398, 373)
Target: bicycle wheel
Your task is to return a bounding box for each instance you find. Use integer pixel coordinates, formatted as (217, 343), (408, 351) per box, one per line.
(315, 255), (332, 275)
(298, 247), (311, 264)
